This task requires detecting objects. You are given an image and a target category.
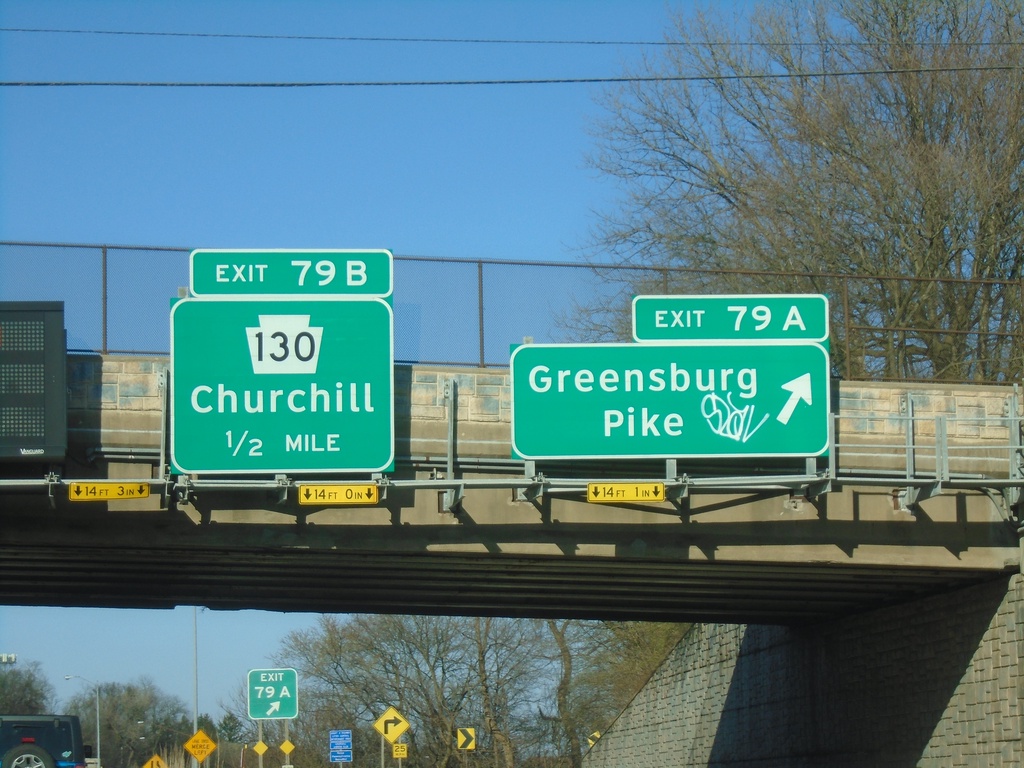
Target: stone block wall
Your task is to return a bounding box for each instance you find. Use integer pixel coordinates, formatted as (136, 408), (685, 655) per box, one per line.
(584, 574), (1022, 767)
(67, 357), (1021, 467)
(67, 355), (168, 452)
(65, 357), (517, 459)
(836, 381), (1019, 477)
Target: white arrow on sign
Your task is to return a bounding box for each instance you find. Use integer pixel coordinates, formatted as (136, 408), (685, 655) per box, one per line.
(267, 701), (281, 716)
(776, 373), (813, 425)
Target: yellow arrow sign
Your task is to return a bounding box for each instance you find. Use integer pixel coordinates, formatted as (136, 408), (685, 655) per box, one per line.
(373, 706), (409, 744)
(457, 728), (476, 750)
(142, 755), (167, 768)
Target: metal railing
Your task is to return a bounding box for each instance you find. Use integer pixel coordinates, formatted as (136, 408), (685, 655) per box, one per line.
(3, 240), (1023, 383)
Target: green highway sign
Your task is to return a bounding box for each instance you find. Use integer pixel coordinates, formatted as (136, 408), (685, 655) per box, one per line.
(632, 294), (829, 343)
(190, 249), (393, 298)
(248, 668), (298, 720)
(171, 298), (394, 474)
(510, 342), (830, 459)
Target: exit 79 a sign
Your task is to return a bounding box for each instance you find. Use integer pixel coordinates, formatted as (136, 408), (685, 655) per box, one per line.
(511, 342), (829, 460)
(632, 294), (828, 343)
(248, 668), (298, 719)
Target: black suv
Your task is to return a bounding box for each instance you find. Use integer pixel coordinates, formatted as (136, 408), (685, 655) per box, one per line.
(0, 716), (91, 768)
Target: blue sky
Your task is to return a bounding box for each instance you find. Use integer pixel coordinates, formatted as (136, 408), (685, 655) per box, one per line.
(0, 0), (705, 722)
(0, 0), (695, 258)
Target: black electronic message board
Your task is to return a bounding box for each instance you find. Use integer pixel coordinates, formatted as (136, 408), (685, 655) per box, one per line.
(0, 302), (67, 461)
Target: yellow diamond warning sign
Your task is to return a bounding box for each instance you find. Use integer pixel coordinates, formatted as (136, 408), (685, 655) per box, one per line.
(184, 730), (216, 763)
(374, 707), (409, 744)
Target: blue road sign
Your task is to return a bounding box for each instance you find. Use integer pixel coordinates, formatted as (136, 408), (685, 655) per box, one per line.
(329, 730), (352, 763)
(329, 730), (352, 748)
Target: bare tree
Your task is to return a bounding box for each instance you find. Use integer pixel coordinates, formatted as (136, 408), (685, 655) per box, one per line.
(280, 614), (476, 767)
(540, 621), (584, 768)
(276, 615), (690, 767)
(0, 661), (55, 714)
(588, 0), (1024, 381)
(468, 617), (552, 768)
(582, 622), (691, 714)
(65, 679), (191, 768)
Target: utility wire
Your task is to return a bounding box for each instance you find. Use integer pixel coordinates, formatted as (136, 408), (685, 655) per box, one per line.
(2, 27), (1018, 48)
(0, 27), (669, 45)
(1, 65), (1020, 88)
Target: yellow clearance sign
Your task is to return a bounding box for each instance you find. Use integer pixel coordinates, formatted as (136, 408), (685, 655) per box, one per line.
(586, 482), (665, 503)
(68, 481), (150, 501)
(297, 483), (379, 505)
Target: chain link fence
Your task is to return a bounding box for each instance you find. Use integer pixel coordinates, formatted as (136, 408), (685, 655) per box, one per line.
(0, 242), (617, 365)
(3, 241), (1022, 382)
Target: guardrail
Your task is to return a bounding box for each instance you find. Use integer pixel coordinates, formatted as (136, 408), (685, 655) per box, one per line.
(3, 240), (1023, 383)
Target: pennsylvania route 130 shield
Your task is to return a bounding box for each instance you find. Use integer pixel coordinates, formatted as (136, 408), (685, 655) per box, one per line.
(171, 298), (393, 474)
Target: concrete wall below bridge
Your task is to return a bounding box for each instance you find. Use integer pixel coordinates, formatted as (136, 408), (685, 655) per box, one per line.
(583, 573), (1022, 767)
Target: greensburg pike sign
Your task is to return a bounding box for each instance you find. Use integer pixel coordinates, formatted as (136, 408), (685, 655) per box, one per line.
(510, 342), (830, 460)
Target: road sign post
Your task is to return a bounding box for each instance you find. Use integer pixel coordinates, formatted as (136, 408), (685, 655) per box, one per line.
(511, 342), (830, 459)
(171, 299), (394, 474)
(248, 668), (299, 720)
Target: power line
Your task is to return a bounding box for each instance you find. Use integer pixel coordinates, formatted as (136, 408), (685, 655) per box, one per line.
(0, 27), (670, 45)
(1, 65), (1020, 88)
(2, 27), (1019, 48)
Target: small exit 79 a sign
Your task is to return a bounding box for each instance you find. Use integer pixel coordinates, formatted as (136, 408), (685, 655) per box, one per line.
(248, 668), (298, 720)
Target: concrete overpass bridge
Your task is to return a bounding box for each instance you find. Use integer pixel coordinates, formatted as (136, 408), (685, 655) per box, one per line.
(1, 355), (1020, 624)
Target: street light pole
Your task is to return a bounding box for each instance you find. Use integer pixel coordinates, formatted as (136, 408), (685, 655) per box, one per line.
(192, 607), (199, 768)
(64, 675), (101, 768)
